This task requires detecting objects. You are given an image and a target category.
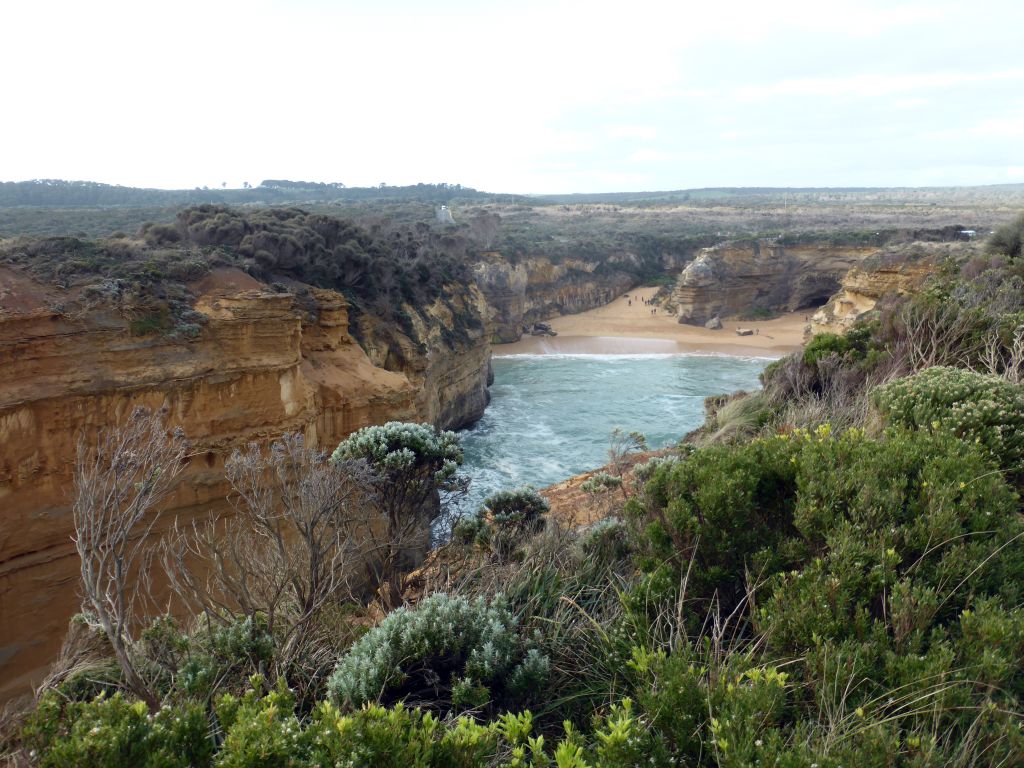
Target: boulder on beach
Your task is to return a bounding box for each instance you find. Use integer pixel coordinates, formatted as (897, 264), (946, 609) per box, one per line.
(704, 316), (723, 330)
(735, 327), (754, 336)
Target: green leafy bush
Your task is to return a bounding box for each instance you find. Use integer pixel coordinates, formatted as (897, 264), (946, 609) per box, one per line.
(628, 433), (801, 614)
(171, 615), (276, 699)
(327, 592), (548, 712)
(626, 645), (791, 767)
(215, 680), (303, 768)
(303, 701), (502, 768)
(626, 424), (1024, 765)
(802, 331), (853, 366)
(22, 692), (212, 768)
(873, 366), (1024, 473)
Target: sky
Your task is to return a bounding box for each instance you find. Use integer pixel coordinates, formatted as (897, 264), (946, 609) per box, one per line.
(2, 0), (1023, 194)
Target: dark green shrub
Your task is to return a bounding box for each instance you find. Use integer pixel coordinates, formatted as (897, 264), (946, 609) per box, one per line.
(986, 212), (1024, 259)
(628, 434), (801, 614)
(173, 615), (276, 699)
(456, 487), (551, 557)
(873, 366), (1024, 473)
(802, 332), (851, 366)
(628, 423), (1024, 759)
(483, 487), (550, 534)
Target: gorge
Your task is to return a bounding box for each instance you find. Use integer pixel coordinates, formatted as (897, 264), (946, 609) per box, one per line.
(0, 203), (991, 702)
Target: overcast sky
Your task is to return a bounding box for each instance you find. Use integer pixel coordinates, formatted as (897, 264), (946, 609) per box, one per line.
(2, 0), (1022, 193)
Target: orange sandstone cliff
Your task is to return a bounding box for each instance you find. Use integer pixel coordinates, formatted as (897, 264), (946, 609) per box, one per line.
(0, 266), (490, 700)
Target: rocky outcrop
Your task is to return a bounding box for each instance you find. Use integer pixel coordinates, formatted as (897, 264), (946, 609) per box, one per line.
(810, 262), (937, 335)
(672, 241), (880, 325)
(0, 268), (490, 701)
(473, 251), (690, 342)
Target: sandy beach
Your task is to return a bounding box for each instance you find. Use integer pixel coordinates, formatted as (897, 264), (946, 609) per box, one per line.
(495, 287), (807, 357)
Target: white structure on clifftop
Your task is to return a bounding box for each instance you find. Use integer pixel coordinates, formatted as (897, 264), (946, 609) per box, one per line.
(436, 205), (455, 224)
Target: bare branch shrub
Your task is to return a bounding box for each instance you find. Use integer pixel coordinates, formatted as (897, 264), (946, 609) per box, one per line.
(163, 433), (376, 674)
(896, 300), (984, 371)
(72, 406), (188, 710)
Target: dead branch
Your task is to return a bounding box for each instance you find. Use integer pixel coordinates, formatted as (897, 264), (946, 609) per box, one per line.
(72, 406), (188, 710)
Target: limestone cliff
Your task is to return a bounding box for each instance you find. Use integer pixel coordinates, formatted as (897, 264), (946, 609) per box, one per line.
(810, 262), (936, 335)
(0, 267), (490, 701)
(672, 240), (880, 325)
(473, 251), (688, 342)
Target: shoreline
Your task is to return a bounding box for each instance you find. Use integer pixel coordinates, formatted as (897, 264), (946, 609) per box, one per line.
(494, 286), (808, 358)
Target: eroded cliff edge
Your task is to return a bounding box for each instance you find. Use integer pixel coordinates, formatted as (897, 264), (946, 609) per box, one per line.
(672, 240), (879, 325)
(0, 264), (490, 700)
(474, 250), (690, 342)
(671, 232), (974, 327)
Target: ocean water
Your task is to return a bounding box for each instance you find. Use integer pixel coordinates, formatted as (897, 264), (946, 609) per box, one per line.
(456, 353), (771, 514)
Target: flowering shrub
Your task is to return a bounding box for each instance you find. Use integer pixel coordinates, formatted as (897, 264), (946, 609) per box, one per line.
(327, 592), (548, 712)
(22, 692), (211, 768)
(303, 701), (503, 768)
(873, 366), (1024, 472)
(215, 680), (303, 768)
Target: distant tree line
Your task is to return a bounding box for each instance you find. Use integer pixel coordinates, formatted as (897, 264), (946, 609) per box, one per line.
(0, 180), (514, 208)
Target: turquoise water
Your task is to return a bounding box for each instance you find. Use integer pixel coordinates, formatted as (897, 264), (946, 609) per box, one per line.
(457, 353), (771, 513)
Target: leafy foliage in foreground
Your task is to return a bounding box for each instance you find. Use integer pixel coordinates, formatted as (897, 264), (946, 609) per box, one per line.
(328, 592), (548, 713)
(873, 365), (1024, 472)
(20, 416), (1024, 766)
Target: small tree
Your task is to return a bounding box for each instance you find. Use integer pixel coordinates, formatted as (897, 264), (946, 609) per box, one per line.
(331, 422), (464, 604)
(72, 407), (188, 710)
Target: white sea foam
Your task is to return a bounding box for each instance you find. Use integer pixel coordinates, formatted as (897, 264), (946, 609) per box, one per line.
(495, 351), (781, 362)
(455, 353), (769, 514)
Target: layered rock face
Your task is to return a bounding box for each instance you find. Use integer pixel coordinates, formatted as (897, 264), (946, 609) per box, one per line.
(672, 241), (880, 325)
(0, 268), (489, 700)
(810, 262), (937, 335)
(473, 251), (687, 342)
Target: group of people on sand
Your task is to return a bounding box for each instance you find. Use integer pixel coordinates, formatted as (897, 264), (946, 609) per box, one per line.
(624, 294), (658, 315)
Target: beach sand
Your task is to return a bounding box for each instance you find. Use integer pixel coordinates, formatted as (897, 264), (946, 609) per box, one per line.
(495, 286), (808, 357)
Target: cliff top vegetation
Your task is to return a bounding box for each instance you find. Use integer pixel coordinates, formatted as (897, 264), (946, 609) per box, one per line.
(0, 205), (486, 347)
